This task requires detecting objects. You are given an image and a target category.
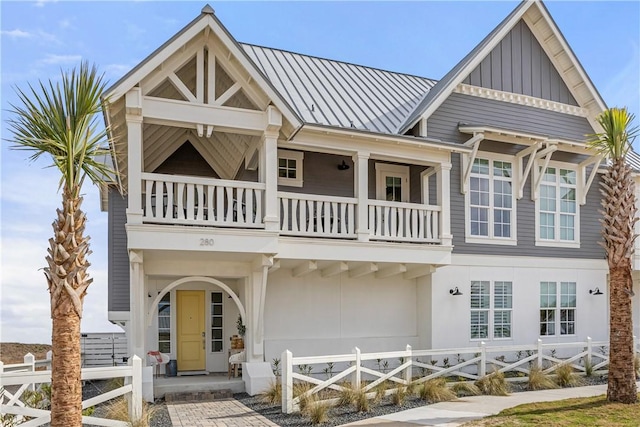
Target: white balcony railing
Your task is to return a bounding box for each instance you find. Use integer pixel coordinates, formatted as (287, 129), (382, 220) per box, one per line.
(279, 192), (357, 238)
(368, 200), (440, 243)
(141, 173), (265, 228)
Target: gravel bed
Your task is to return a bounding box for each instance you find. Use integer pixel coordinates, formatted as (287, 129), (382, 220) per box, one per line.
(236, 375), (609, 427)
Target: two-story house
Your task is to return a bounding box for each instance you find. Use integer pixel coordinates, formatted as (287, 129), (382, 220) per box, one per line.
(100, 0), (633, 394)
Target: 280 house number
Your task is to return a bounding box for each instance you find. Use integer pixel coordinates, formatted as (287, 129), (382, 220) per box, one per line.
(200, 238), (214, 246)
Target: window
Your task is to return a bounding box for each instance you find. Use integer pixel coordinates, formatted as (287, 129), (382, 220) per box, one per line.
(467, 157), (515, 244)
(375, 163), (409, 202)
(278, 150), (304, 187)
(540, 282), (576, 336)
(470, 281), (512, 340)
(211, 292), (223, 352)
(158, 293), (171, 353)
(537, 166), (578, 246)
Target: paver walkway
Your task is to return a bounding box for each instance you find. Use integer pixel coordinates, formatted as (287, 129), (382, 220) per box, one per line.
(167, 381), (640, 427)
(167, 398), (278, 427)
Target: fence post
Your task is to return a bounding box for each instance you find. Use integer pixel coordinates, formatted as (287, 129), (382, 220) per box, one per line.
(536, 339), (543, 369)
(479, 342), (486, 377)
(24, 353), (35, 391)
(0, 361), (4, 405)
(129, 355), (142, 423)
(586, 336), (592, 370)
(46, 350), (53, 370)
(404, 345), (412, 385)
(352, 347), (361, 388)
(282, 350), (293, 414)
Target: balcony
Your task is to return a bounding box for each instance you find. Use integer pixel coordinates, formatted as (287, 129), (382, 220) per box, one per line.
(141, 173), (443, 244)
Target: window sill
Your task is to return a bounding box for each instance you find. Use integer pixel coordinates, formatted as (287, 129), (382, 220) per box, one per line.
(466, 236), (517, 246)
(535, 240), (580, 249)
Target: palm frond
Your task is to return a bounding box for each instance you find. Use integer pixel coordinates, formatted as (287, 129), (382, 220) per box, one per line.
(587, 107), (639, 160)
(7, 61), (113, 196)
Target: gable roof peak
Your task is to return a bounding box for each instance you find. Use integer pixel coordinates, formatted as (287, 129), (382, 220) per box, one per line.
(201, 4), (215, 15)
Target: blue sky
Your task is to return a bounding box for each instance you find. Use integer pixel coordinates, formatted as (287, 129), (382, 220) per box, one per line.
(1, 1), (639, 344)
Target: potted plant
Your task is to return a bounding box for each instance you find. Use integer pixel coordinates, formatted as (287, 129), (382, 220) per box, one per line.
(231, 315), (246, 349)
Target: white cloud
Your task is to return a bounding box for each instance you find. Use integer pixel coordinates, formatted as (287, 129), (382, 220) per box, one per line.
(34, 0), (58, 7)
(58, 19), (71, 29)
(105, 63), (132, 77)
(41, 54), (83, 65)
(1, 29), (32, 38)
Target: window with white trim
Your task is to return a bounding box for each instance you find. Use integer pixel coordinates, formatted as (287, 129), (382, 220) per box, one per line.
(278, 150), (304, 187)
(470, 280), (513, 340)
(211, 292), (223, 353)
(537, 166), (578, 245)
(467, 157), (515, 243)
(158, 293), (171, 353)
(540, 281), (576, 336)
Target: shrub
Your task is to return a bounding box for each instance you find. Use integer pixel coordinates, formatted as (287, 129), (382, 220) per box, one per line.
(418, 378), (456, 402)
(475, 370), (510, 396)
(260, 380), (282, 405)
(584, 359), (594, 377)
(555, 363), (584, 388)
(353, 386), (370, 412)
(305, 397), (332, 425)
(391, 385), (408, 406)
(372, 381), (388, 404)
(528, 366), (558, 391)
(451, 381), (481, 397)
(336, 382), (355, 407)
(104, 397), (157, 427)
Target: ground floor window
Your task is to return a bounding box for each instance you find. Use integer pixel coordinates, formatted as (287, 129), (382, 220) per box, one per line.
(211, 292), (223, 352)
(470, 281), (512, 340)
(540, 281), (576, 336)
(158, 293), (171, 353)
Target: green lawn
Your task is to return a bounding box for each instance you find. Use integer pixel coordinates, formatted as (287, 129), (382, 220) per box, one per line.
(464, 394), (640, 426)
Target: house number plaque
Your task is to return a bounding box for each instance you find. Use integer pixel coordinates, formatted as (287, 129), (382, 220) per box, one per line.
(199, 238), (214, 246)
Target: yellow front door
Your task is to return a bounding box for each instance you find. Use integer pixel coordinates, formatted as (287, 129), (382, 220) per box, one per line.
(177, 290), (206, 371)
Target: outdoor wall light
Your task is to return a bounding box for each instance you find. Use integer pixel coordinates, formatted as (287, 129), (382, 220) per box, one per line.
(589, 287), (603, 295)
(338, 160), (350, 170)
(449, 287), (463, 296)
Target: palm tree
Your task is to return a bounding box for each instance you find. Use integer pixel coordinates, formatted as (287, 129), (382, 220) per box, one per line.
(588, 107), (639, 404)
(7, 62), (112, 426)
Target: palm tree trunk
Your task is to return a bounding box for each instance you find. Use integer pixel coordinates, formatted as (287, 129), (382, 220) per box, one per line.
(607, 265), (637, 403)
(46, 189), (91, 427)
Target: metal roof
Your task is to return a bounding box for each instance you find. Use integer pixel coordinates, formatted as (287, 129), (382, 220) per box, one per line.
(242, 44), (436, 135)
(626, 149), (640, 172)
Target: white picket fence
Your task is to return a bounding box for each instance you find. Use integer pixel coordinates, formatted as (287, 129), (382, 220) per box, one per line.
(281, 337), (639, 414)
(0, 355), (142, 426)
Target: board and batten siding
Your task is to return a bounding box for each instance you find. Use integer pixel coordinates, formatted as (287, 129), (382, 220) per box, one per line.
(449, 151), (604, 259)
(108, 187), (130, 312)
(463, 20), (577, 105)
(428, 93), (593, 144)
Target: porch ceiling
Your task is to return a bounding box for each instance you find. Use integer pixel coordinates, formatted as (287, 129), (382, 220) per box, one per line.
(143, 123), (260, 179)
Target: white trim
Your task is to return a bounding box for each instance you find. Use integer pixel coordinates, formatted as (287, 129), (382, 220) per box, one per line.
(277, 149), (304, 188)
(375, 163), (410, 202)
(453, 84), (588, 117)
(464, 152), (517, 245)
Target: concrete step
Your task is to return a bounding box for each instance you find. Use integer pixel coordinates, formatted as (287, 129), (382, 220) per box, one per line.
(165, 389), (233, 403)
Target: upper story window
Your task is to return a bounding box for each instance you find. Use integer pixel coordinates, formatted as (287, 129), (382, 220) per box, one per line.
(278, 149), (304, 187)
(466, 156), (516, 245)
(536, 165), (579, 247)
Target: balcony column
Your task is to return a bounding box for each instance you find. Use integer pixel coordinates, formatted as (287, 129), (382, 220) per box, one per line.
(436, 162), (452, 246)
(353, 152), (370, 242)
(260, 106), (282, 231)
(126, 88), (143, 225)
(129, 250), (146, 361)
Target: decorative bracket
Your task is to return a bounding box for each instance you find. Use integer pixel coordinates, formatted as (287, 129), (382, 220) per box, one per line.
(515, 141), (543, 199)
(578, 155), (603, 205)
(460, 133), (485, 194)
(531, 143), (558, 200)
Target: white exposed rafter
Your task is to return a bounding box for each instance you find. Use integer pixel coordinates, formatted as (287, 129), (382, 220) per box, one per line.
(403, 265), (436, 280)
(321, 262), (348, 278)
(460, 133), (485, 194)
(375, 264), (407, 279)
(349, 263), (378, 279)
(292, 261), (317, 278)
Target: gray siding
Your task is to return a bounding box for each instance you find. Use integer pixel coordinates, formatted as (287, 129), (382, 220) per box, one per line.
(428, 93), (593, 143)
(153, 141), (218, 177)
(450, 151), (604, 259)
(463, 20), (577, 105)
(108, 188), (130, 312)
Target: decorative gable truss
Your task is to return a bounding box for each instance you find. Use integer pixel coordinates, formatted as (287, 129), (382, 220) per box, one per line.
(458, 125), (602, 206)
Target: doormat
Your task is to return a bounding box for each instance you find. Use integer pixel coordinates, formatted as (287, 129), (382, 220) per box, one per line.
(177, 370), (209, 376)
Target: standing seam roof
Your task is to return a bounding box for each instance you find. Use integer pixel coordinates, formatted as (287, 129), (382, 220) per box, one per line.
(242, 43), (436, 135)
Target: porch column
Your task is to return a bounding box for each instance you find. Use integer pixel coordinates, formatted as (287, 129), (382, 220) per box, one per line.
(260, 106), (282, 231)
(126, 88), (143, 225)
(353, 152), (370, 242)
(129, 250), (146, 361)
(436, 162), (452, 246)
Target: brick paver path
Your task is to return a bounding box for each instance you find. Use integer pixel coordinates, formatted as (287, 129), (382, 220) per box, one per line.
(168, 398), (279, 427)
